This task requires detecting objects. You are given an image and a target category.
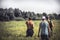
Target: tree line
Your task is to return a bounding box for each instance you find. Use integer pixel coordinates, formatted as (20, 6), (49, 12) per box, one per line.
(0, 8), (60, 21)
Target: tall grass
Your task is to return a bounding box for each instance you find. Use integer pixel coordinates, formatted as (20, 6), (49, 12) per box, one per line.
(0, 20), (60, 40)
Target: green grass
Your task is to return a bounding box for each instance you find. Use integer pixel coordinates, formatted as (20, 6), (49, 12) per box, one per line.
(0, 20), (60, 40)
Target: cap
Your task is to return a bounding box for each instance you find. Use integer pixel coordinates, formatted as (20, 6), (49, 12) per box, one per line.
(42, 16), (46, 20)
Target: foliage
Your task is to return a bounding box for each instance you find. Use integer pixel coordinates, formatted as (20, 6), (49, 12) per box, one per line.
(0, 8), (60, 21)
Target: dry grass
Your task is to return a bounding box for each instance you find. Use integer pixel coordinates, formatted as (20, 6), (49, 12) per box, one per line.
(0, 20), (60, 40)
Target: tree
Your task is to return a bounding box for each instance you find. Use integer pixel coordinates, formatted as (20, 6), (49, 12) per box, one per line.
(0, 8), (4, 21)
(42, 12), (47, 17)
(37, 13), (42, 17)
(53, 13), (58, 19)
(7, 8), (15, 20)
(0, 8), (3, 11)
(48, 14), (55, 20)
(58, 14), (60, 19)
(14, 8), (22, 17)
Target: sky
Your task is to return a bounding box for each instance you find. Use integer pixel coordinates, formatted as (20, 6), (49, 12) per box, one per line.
(0, 0), (60, 14)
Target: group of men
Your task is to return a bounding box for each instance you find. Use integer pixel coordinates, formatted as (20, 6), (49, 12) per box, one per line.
(26, 16), (54, 40)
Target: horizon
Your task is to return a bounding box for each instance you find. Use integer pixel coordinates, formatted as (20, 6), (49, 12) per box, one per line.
(0, 0), (60, 14)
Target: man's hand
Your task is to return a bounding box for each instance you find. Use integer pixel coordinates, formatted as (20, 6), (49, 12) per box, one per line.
(38, 31), (40, 37)
(38, 34), (39, 37)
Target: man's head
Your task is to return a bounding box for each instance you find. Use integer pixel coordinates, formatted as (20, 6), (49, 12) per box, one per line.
(28, 17), (32, 20)
(46, 16), (51, 20)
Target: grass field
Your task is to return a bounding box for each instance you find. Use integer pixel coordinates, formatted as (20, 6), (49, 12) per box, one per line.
(0, 20), (60, 40)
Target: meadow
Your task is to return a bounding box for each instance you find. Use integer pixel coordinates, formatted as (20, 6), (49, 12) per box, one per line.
(0, 20), (60, 40)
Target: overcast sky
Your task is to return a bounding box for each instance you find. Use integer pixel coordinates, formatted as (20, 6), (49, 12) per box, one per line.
(0, 0), (60, 14)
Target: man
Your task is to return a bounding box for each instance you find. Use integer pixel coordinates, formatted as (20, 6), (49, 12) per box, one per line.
(38, 16), (50, 40)
(26, 18), (34, 37)
(47, 16), (54, 37)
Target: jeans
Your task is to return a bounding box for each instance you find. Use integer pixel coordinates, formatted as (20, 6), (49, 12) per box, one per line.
(41, 35), (49, 40)
(26, 29), (34, 37)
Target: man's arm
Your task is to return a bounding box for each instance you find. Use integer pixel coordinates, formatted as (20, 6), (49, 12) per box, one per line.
(52, 21), (54, 27)
(48, 23), (51, 33)
(26, 21), (27, 24)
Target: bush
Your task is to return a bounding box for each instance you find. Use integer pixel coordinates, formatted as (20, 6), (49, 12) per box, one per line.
(14, 17), (25, 21)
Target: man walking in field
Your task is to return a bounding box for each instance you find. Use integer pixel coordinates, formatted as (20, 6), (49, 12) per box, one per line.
(46, 16), (54, 37)
(26, 17), (34, 37)
(38, 16), (50, 40)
